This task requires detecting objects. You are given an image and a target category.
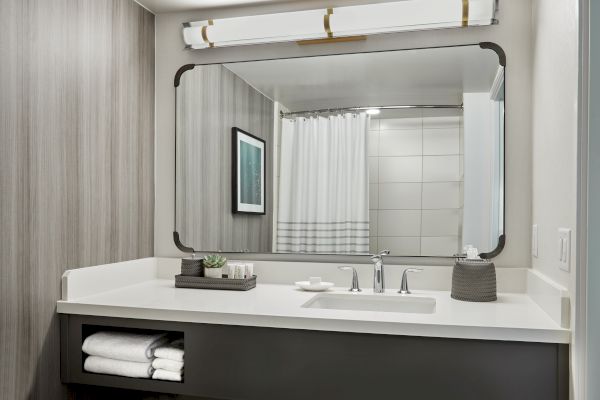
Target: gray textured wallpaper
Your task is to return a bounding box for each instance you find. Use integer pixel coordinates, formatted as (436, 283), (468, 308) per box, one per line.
(0, 1), (154, 398)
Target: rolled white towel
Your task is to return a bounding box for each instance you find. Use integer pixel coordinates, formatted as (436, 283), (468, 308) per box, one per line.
(153, 338), (184, 362)
(84, 356), (154, 378)
(152, 358), (184, 373)
(152, 369), (183, 382)
(82, 331), (169, 362)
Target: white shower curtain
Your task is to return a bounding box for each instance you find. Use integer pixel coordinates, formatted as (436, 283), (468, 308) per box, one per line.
(276, 113), (369, 254)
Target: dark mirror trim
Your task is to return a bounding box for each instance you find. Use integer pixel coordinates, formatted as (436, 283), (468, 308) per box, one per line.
(478, 42), (506, 260)
(172, 42), (507, 262)
(479, 42), (506, 67)
(174, 231), (195, 253)
(480, 234), (506, 259)
(174, 64), (196, 87)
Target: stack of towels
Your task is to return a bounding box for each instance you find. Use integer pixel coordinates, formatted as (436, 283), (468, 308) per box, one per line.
(82, 331), (184, 381)
(152, 338), (184, 382)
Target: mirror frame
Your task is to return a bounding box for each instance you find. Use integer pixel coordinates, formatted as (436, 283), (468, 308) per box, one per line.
(173, 42), (506, 264)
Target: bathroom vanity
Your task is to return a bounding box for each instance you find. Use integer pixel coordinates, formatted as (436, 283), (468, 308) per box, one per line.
(58, 258), (569, 400)
(57, 42), (570, 399)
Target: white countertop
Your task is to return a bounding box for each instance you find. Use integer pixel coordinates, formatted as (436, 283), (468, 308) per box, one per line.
(57, 278), (570, 344)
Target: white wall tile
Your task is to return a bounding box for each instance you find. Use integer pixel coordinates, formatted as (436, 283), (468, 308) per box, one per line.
(423, 116), (460, 129)
(380, 118), (421, 130)
(369, 157), (379, 183)
(368, 130), (379, 157)
(421, 209), (460, 236)
(369, 184), (379, 210)
(378, 210), (421, 236)
(379, 130), (422, 156)
(378, 183), (422, 209)
(370, 210), (378, 235)
(422, 182), (460, 209)
(423, 128), (460, 155)
(369, 236), (379, 254)
(369, 115), (464, 258)
(420, 236), (460, 256)
(379, 157), (422, 182)
(422, 155), (460, 182)
(378, 237), (420, 256)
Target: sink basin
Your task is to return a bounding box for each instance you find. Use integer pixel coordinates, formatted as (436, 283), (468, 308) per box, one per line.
(302, 293), (436, 314)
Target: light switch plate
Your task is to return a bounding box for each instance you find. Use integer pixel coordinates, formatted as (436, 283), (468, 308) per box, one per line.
(558, 228), (571, 272)
(532, 224), (538, 258)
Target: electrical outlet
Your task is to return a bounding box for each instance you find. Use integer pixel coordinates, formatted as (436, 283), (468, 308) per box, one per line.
(557, 228), (571, 272)
(532, 224), (538, 258)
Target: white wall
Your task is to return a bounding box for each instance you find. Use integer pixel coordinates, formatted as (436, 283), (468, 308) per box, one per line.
(155, 0), (534, 268)
(531, 0), (579, 288)
(530, 1), (579, 398)
(587, 1), (599, 398)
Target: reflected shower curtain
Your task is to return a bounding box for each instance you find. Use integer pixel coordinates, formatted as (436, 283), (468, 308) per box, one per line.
(277, 113), (369, 254)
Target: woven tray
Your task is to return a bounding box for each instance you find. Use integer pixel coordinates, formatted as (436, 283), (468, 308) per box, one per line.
(175, 274), (257, 291)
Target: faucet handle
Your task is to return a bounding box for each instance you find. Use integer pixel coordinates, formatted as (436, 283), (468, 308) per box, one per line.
(338, 266), (361, 292)
(370, 249), (390, 260)
(398, 267), (423, 294)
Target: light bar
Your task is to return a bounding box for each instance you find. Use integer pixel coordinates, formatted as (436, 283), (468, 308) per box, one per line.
(183, 0), (497, 50)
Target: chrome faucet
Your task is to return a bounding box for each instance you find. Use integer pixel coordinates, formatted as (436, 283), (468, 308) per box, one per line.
(370, 250), (390, 293)
(398, 268), (423, 294)
(338, 266), (361, 292)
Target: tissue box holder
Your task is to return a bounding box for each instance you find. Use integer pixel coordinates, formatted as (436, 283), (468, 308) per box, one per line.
(451, 259), (497, 302)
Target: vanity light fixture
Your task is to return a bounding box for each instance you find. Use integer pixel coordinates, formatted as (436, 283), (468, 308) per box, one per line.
(365, 108), (381, 115)
(182, 0), (497, 50)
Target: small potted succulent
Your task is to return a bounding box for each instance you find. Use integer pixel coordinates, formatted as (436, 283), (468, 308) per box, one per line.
(203, 254), (227, 278)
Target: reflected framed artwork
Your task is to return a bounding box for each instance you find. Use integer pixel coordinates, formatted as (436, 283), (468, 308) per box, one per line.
(232, 127), (266, 214)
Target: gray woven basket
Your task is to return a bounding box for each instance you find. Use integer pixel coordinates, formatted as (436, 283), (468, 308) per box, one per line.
(451, 259), (497, 302)
(175, 274), (257, 291)
(180, 258), (203, 276)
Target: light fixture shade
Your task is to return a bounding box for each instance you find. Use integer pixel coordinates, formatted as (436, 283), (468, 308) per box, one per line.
(183, 9), (328, 49)
(182, 0), (497, 50)
(330, 0), (494, 36)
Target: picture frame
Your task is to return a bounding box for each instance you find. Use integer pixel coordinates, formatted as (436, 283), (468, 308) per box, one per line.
(232, 127), (266, 215)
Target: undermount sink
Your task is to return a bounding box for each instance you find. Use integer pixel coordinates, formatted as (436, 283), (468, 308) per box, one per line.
(302, 293), (436, 314)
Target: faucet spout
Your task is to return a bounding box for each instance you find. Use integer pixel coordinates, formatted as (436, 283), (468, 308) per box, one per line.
(370, 250), (390, 293)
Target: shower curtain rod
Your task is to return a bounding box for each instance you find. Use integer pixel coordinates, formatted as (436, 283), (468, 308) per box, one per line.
(280, 104), (463, 118)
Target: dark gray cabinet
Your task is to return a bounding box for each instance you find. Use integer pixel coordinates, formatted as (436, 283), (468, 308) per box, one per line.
(61, 314), (568, 400)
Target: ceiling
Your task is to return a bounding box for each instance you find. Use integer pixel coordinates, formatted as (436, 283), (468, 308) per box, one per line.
(223, 46), (501, 112)
(135, 0), (298, 13)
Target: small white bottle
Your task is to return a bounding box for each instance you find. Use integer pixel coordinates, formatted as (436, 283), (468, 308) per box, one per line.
(235, 264), (245, 279)
(245, 263), (254, 278)
(227, 263), (237, 279)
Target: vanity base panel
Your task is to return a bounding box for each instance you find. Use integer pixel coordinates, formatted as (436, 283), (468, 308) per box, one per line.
(61, 314), (568, 400)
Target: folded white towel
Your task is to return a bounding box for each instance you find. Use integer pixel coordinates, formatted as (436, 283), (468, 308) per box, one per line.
(82, 331), (169, 362)
(153, 339), (184, 362)
(84, 356), (154, 378)
(152, 358), (184, 373)
(152, 369), (183, 382)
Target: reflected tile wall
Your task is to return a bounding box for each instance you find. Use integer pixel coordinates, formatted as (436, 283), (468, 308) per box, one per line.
(368, 112), (463, 256)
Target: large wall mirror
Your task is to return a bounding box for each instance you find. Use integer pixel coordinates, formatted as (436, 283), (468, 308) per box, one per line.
(175, 43), (505, 258)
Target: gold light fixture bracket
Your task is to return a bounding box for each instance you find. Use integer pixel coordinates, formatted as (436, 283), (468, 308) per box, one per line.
(201, 19), (214, 48)
(462, 0), (469, 27)
(324, 8), (334, 38)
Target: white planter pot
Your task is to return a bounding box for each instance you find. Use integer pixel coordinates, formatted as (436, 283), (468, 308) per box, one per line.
(204, 267), (223, 279)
